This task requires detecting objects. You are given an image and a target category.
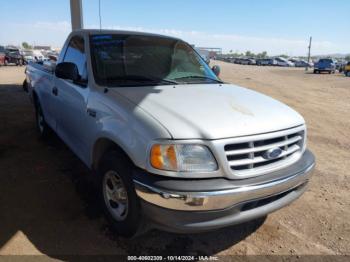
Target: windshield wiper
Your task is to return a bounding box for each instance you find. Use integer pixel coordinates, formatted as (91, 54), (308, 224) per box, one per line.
(174, 76), (223, 83)
(105, 75), (179, 85)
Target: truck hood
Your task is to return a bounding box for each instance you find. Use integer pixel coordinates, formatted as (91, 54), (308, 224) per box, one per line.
(114, 84), (305, 139)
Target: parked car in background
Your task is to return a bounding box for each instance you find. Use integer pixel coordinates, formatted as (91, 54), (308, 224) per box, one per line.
(0, 45), (5, 66)
(239, 58), (256, 65)
(338, 62), (346, 73)
(228, 57), (236, 63)
(335, 61), (344, 72)
(256, 58), (277, 66)
(239, 58), (249, 65)
(314, 58), (336, 74)
(289, 58), (299, 64)
(344, 62), (350, 77)
(294, 60), (313, 68)
(5, 47), (23, 66)
(25, 29), (315, 237)
(32, 50), (46, 62)
(275, 57), (294, 67)
(234, 58), (243, 64)
(21, 50), (35, 64)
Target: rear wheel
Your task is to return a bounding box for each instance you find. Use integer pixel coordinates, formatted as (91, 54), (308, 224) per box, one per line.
(99, 151), (142, 237)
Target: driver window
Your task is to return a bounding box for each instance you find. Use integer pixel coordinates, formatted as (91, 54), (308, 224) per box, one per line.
(63, 36), (87, 80)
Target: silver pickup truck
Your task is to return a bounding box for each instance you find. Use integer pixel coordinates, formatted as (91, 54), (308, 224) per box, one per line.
(26, 29), (315, 237)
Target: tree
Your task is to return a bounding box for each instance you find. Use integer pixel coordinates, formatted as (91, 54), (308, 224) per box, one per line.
(261, 51), (267, 58)
(22, 42), (32, 49)
(245, 51), (254, 57)
(345, 55), (350, 62)
(256, 51), (268, 58)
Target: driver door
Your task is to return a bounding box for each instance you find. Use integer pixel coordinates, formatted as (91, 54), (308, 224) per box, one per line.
(53, 35), (92, 163)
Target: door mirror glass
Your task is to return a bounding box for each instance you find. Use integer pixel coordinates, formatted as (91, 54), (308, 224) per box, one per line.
(212, 65), (221, 77)
(55, 62), (79, 81)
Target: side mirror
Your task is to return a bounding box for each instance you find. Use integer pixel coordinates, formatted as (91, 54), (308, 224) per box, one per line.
(55, 62), (79, 81)
(212, 65), (221, 77)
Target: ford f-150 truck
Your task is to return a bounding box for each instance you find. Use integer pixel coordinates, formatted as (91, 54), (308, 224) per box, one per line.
(25, 30), (315, 237)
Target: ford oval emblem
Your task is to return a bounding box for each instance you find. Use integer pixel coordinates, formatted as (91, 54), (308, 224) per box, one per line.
(263, 148), (283, 160)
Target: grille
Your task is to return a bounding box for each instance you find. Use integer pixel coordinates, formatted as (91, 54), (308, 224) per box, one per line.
(224, 129), (305, 173)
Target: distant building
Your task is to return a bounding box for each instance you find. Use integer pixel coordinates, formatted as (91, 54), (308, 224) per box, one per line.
(196, 47), (223, 58)
(34, 45), (51, 51)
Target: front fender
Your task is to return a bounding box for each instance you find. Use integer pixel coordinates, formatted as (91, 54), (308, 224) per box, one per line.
(89, 105), (172, 170)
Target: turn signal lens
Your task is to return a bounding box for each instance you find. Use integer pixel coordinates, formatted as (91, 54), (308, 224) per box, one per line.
(150, 144), (178, 171)
(150, 144), (217, 172)
(150, 144), (163, 169)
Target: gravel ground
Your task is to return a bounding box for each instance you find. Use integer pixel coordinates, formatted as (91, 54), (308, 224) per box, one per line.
(0, 64), (349, 259)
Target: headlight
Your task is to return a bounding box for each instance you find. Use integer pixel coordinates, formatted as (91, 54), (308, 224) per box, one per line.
(150, 144), (218, 172)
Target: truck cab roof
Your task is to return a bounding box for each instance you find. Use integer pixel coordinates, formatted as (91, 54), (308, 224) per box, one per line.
(71, 29), (181, 41)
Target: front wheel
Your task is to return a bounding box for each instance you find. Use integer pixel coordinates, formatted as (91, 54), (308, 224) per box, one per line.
(99, 151), (142, 237)
(35, 100), (51, 139)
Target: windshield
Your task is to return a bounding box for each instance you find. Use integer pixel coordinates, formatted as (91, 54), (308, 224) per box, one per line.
(90, 34), (220, 86)
(319, 59), (332, 63)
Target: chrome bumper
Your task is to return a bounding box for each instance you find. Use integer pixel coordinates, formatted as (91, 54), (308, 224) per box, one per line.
(134, 151), (315, 212)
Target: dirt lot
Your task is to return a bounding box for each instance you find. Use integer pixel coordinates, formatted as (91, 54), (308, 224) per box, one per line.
(0, 63), (349, 259)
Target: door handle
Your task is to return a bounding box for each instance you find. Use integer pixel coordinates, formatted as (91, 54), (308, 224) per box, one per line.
(52, 87), (58, 96)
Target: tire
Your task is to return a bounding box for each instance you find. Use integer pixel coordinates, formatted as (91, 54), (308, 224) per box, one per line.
(314, 69), (318, 74)
(346, 71), (350, 77)
(23, 79), (28, 92)
(98, 151), (142, 237)
(34, 99), (51, 140)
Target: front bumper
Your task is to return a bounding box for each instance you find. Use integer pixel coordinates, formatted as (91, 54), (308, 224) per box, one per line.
(134, 150), (315, 233)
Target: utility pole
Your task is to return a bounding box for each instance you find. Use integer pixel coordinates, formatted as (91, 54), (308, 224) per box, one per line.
(306, 36), (312, 71)
(70, 0), (84, 31)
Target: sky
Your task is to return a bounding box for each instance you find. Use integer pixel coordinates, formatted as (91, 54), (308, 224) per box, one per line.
(0, 0), (349, 56)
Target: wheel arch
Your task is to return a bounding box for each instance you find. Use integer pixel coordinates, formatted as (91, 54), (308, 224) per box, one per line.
(91, 137), (135, 172)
